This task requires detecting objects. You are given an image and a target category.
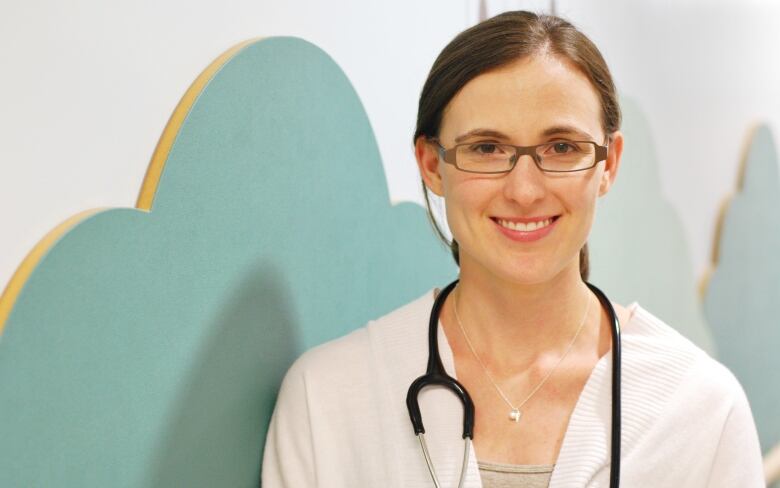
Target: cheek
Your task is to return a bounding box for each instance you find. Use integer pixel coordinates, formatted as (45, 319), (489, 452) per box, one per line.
(442, 178), (493, 234)
(569, 170), (603, 207)
(574, 183), (601, 236)
(554, 175), (601, 235)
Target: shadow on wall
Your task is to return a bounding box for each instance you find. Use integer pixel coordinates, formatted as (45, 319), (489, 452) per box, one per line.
(0, 37), (456, 487)
(148, 264), (298, 486)
(589, 96), (715, 354)
(702, 124), (780, 462)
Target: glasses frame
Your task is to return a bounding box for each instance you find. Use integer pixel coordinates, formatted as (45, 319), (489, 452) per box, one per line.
(429, 138), (608, 174)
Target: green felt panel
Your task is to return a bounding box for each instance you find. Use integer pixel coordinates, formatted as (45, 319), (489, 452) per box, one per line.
(0, 37), (457, 487)
(703, 124), (780, 453)
(589, 97), (715, 354)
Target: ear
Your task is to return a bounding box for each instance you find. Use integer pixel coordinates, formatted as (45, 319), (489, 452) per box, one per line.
(415, 136), (445, 197)
(598, 131), (624, 197)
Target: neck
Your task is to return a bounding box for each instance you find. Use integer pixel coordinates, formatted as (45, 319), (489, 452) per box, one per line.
(450, 257), (594, 370)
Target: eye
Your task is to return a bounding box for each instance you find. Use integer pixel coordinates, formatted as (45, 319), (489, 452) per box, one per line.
(468, 143), (506, 155)
(551, 141), (579, 154)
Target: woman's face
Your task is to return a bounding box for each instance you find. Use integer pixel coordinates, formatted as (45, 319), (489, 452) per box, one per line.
(417, 53), (623, 286)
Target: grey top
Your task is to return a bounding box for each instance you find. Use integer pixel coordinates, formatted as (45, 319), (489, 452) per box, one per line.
(478, 461), (554, 488)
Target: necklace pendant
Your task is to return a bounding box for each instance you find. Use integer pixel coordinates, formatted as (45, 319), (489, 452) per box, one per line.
(509, 408), (521, 422)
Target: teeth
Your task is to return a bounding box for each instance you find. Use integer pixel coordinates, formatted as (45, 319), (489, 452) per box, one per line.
(497, 218), (553, 232)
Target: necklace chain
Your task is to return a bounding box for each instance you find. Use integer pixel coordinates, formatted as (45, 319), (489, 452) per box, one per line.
(452, 285), (591, 422)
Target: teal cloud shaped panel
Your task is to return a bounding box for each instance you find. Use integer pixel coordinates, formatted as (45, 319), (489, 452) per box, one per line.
(589, 97), (715, 354)
(703, 124), (780, 453)
(0, 37), (456, 487)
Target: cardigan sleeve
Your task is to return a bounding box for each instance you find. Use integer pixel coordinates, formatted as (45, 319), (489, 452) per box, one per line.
(261, 359), (316, 488)
(704, 376), (765, 488)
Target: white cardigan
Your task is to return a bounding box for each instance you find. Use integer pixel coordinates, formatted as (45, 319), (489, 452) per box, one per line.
(262, 288), (765, 487)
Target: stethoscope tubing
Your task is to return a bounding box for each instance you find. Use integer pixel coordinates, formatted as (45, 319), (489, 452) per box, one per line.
(586, 281), (622, 487)
(406, 279), (474, 439)
(407, 278), (621, 488)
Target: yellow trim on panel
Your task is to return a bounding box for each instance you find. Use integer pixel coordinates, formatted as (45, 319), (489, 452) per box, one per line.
(0, 208), (106, 330)
(0, 38), (262, 335)
(699, 123), (760, 299)
(765, 440), (780, 484)
(136, 38), (260, 210)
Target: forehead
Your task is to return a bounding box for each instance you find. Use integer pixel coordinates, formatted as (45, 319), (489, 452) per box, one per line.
(439, 54), (604, 142)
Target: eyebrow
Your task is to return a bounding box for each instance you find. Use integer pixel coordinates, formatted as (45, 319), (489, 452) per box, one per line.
(453, 125), (597, 144)
(454, 129), (511, 144)
(541, 125), (596, 141)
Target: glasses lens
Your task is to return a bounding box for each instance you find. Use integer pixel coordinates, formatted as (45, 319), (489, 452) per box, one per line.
(455, 143), (514, 173)
(535, 141), (595, 172)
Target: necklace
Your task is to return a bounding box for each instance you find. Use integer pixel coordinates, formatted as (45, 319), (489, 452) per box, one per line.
(453, 285), (591, 423)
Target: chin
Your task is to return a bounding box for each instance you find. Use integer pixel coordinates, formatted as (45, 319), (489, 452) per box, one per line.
(503, 271), (557, 287)
(493, 253), (578, 287)
(487, 260), (557, 287)
(459, 243), (579, 286)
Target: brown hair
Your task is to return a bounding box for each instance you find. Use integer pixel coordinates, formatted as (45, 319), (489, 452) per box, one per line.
(414, 10), (621, 281)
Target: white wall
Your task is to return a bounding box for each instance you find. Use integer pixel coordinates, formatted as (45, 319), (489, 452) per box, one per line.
(559, 0), (780, 282)
(2, 0), (779, 296)
(0, 0), (471, 291)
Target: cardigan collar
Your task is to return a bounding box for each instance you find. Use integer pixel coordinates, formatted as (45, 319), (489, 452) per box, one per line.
(425, 287), (633, 488)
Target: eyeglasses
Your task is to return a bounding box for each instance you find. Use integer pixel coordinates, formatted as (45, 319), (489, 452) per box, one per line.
(430, 138), (608, 174)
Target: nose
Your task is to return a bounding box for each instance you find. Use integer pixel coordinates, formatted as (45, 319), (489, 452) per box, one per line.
(501, 153), (547, 206)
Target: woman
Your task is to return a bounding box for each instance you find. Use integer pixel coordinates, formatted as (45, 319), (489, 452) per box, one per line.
(263, 11), (764, 487)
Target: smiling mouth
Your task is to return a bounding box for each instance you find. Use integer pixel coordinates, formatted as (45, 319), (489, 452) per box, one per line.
(493, 216), (559, 232)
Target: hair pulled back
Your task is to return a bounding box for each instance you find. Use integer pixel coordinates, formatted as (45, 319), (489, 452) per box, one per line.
(414, 10), (621, 281)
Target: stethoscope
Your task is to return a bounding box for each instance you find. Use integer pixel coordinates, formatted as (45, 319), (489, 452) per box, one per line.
(406, 278), (622, 488)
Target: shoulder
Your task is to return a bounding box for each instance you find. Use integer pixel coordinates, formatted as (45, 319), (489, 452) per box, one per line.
(281, 287), (435, 393)
(265, 289), (441, 485)
(623, 304), (744, 398)
(620, 304), (754, 438)
(617, 305), (763, 483)
(624, 304), (739, 395)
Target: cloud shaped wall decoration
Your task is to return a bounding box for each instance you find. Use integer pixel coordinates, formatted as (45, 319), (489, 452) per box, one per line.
(0, 37), (457, 487)
(703, 124), (780, 456)
(589, 97), (715, 354)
